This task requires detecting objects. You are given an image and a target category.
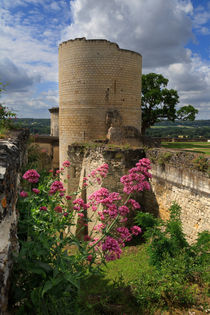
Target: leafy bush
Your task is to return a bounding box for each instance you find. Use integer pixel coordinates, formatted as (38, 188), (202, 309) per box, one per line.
(132, 202), (210, 312)
(192, 155), (209, 172)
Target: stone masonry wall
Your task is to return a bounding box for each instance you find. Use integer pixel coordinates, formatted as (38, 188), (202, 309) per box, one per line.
(59, 37), (142, 167)
(67, 145), (210, 243)
(144, 149), (210, 243)
(0, 130), (29, 314)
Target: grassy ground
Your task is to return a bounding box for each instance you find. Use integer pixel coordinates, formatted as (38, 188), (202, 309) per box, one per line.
(161, 141), (210, 155)
(80, 244), (209, 315)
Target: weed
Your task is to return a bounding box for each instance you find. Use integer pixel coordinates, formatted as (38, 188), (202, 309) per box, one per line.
(192, 155), (209, 172)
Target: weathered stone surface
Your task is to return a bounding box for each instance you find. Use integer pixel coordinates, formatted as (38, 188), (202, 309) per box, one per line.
(0, 129), (29, 314)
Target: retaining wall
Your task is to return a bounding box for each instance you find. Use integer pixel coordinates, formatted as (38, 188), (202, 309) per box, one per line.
(0, 130), (29, 314)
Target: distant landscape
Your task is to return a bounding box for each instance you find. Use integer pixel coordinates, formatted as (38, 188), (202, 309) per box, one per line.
(14, 118), (210, 139)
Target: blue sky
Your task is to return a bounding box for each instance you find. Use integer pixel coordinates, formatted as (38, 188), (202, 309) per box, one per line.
(0, 0), (209, 119)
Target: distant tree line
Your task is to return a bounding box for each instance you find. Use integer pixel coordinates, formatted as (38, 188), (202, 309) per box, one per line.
(13, 118), (50, 135)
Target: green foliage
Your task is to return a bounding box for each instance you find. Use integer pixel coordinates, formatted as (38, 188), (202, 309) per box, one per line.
(157, 151), (172, 166)
(131, 202), (210, 312)
(0, 82), (16, 130)
(135, 211), (159, 236)
(192, 155), (209, 172)
(177, 105), (198, 121)
(141, 73), (198, 134)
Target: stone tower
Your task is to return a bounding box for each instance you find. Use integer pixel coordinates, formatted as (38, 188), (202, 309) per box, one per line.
(59, 37), (142, 165)
(49, 107), (59, 137)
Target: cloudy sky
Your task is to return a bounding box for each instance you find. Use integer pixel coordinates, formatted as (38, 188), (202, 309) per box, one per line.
(0, 0), (209, 119)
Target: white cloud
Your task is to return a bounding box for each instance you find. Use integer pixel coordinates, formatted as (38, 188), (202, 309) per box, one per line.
(62, 0), (193, 67)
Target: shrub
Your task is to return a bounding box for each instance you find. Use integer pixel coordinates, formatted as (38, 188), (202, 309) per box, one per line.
(132, 202), (210, 312)
(192, 155), (209, 172)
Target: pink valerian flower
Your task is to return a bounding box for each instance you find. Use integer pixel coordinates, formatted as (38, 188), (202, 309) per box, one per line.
(59, 192), (65, 197)
(49, 181), (64, 194)
(56, 170), (61, 174)
(120, 159), (151, 194)
(23, 169), (40, 183)
(40, 206), (47, 211)
(63, 212), (68, 217)
(73, 198), (90, 211)
(32, 188), (40, 194)
(49, 169), (53, 173)
(20, 191), (28, 198)
(78, 213), (84, 218)
(62, 160), (71, 167)
(127, 199), (140, 210)
(93, 223), (106, 231)
(118, 205), (130, 216)
(87, 254), (93, 262)
(66, 195), (72, 200)
(116, 227), (132, 242)
(102, 237), (122, 261)
(131, 226), (142, 235)
(88, 163), (109, 184)
(54, 206), (62, 213)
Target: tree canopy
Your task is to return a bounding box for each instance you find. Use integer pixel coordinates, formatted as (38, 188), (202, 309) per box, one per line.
(141, 73), (198, 134)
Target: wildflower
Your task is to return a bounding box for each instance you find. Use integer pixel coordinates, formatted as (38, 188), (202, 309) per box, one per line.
(127, 199), (140, 210)
(59, 192), (65, 197)
(78, 213), (84, 218)
(131, 226), (142, 235)
(87, 255), (93, 262)
(20, 191), (28, 198)
(40, 206), (47, 211)
(102, 237), (122, 261)
(32, 188), (40, 194)
(120, 159), (151, 194)
(54, 206), (62, 213)
(117, 227), (132, 242)
(49, 181), (64, 194)
(62, 160), (71, 167)
(23, 169), (40, 183)
(49, 169), (53, 173)
(66, 195), (72, 200)
(63, 212), (68, 217)
(118, 205), (129, 216)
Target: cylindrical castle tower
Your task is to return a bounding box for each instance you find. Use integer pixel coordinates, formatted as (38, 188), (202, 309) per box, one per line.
(59, 37), (142, 165)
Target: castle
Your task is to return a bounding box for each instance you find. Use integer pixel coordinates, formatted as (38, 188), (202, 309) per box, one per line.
(49, 37), (142, 168)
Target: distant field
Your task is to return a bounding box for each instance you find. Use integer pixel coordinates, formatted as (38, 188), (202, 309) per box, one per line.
(161, 141), (210, 155)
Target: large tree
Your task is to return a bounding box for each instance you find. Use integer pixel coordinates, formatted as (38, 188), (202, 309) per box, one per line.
(141, 73), (198, 134)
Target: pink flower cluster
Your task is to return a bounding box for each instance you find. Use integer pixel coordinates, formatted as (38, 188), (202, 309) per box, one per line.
(89, 187), (121, 219)
(62, 160), (71, 167)
(88, 163), (109, 184)
(102, 237), (122, 261)
(120, 158), (151, 194)
(73, 198), (90, 211)
(20, 191), (28, 198)
(32, 188), (40, 194)
(23, 169), (40, 183)
(49, 181), (64, 194)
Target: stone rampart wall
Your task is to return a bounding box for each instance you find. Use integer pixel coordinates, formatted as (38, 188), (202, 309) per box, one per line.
(0, 130), (29, 314)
